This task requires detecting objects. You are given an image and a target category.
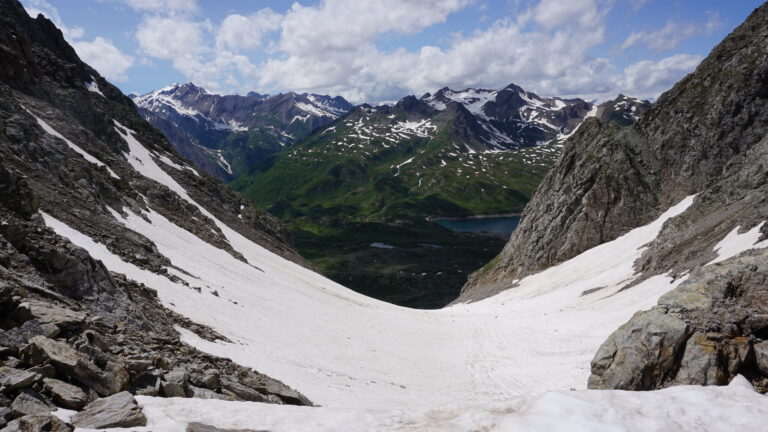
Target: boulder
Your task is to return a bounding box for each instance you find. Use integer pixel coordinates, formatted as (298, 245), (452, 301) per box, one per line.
(100, 360), (130, 395)
(16, 301), (85, 331)
(1, 413), (73, 432)
(42, 378), (88, 410)
(133, 374), (161, 397)
(10, 390), (51, 417)
(161, 367), (189, 398)
(0, 367), (40, 391)
(243, 376), (311, 406)
(755, 341), (768, 375)
(0, 407), (12, 427)
(588, 309), (689, 390)
(27, 364), (56, 379)
(70, 391), (146, 429)
(187, 385), (234, 401)
(220, 378), (266, 402)
(20, 336), (121, 396)
(190, 369), (220, 390)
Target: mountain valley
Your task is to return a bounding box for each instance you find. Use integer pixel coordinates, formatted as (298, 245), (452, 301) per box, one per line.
(139, 79), (651, 307)
(0, 0), (767, 430)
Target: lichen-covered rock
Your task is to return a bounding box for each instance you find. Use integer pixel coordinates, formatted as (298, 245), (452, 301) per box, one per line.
(10, 390), (51, 417)
(589, 248), (768, 391)
(588, 310), (689, 390)
(0, 367), (39, 391)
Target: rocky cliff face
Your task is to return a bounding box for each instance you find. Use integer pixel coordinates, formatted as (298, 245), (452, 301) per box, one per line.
(0, 0), (311, 428)
(461, 3), (768, 301)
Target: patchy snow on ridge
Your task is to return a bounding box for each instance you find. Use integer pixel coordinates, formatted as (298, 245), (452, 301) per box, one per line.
(707, 222), (768, 265)
(296, 100), (344, 119)
(133, 88), (203, 120)
(391, 120), (435, 138)
(24, 107), (120, 179)
(85, 77), (104, 97)
(425, 88), (496, 117)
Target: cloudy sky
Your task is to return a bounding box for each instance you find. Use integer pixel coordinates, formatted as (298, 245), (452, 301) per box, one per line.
(21, 0), (763, 103)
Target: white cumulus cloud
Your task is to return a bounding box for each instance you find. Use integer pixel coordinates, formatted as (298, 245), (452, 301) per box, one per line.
(121, 0), (198, 15)
(621, 13), (723, 52)
(71, 37), (135, 82)
(216, 9), (282, 52)
(127, 0), (709, 103)
(620, 54), (702, 96)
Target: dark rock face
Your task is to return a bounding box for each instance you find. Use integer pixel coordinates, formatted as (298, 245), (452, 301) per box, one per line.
(0, 0), (312, 427)
(461, 3), (768, 301)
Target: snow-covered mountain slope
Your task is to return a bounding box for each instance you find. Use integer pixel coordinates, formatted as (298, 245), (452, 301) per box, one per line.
(45, 162), (768, 429)
(132, 83), (353, 179)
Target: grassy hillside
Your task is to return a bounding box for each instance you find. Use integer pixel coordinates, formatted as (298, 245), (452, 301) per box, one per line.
(230, 111), (561, 224)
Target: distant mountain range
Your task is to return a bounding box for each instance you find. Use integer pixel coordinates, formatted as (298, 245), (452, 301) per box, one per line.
(227, 85), (650, 222)
(134, 82), (650, 185)
(132, 83), (353, 179)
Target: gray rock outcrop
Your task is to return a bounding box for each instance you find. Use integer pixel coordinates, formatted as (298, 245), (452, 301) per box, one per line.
(70, 391), (146, 429)
(589, 248), (768, 391)
(1, 413), (73, 432)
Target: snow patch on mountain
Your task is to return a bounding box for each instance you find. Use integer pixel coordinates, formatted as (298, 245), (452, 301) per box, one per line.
(707, 222), (768, 265)
(24, 106), (120, 179)
(84, 77), (104, 97)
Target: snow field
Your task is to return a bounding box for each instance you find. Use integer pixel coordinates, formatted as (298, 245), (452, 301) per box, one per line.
(39, 128), (768, 430)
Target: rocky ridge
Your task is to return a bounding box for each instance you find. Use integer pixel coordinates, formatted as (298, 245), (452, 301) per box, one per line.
(0, 0), (311, 429)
